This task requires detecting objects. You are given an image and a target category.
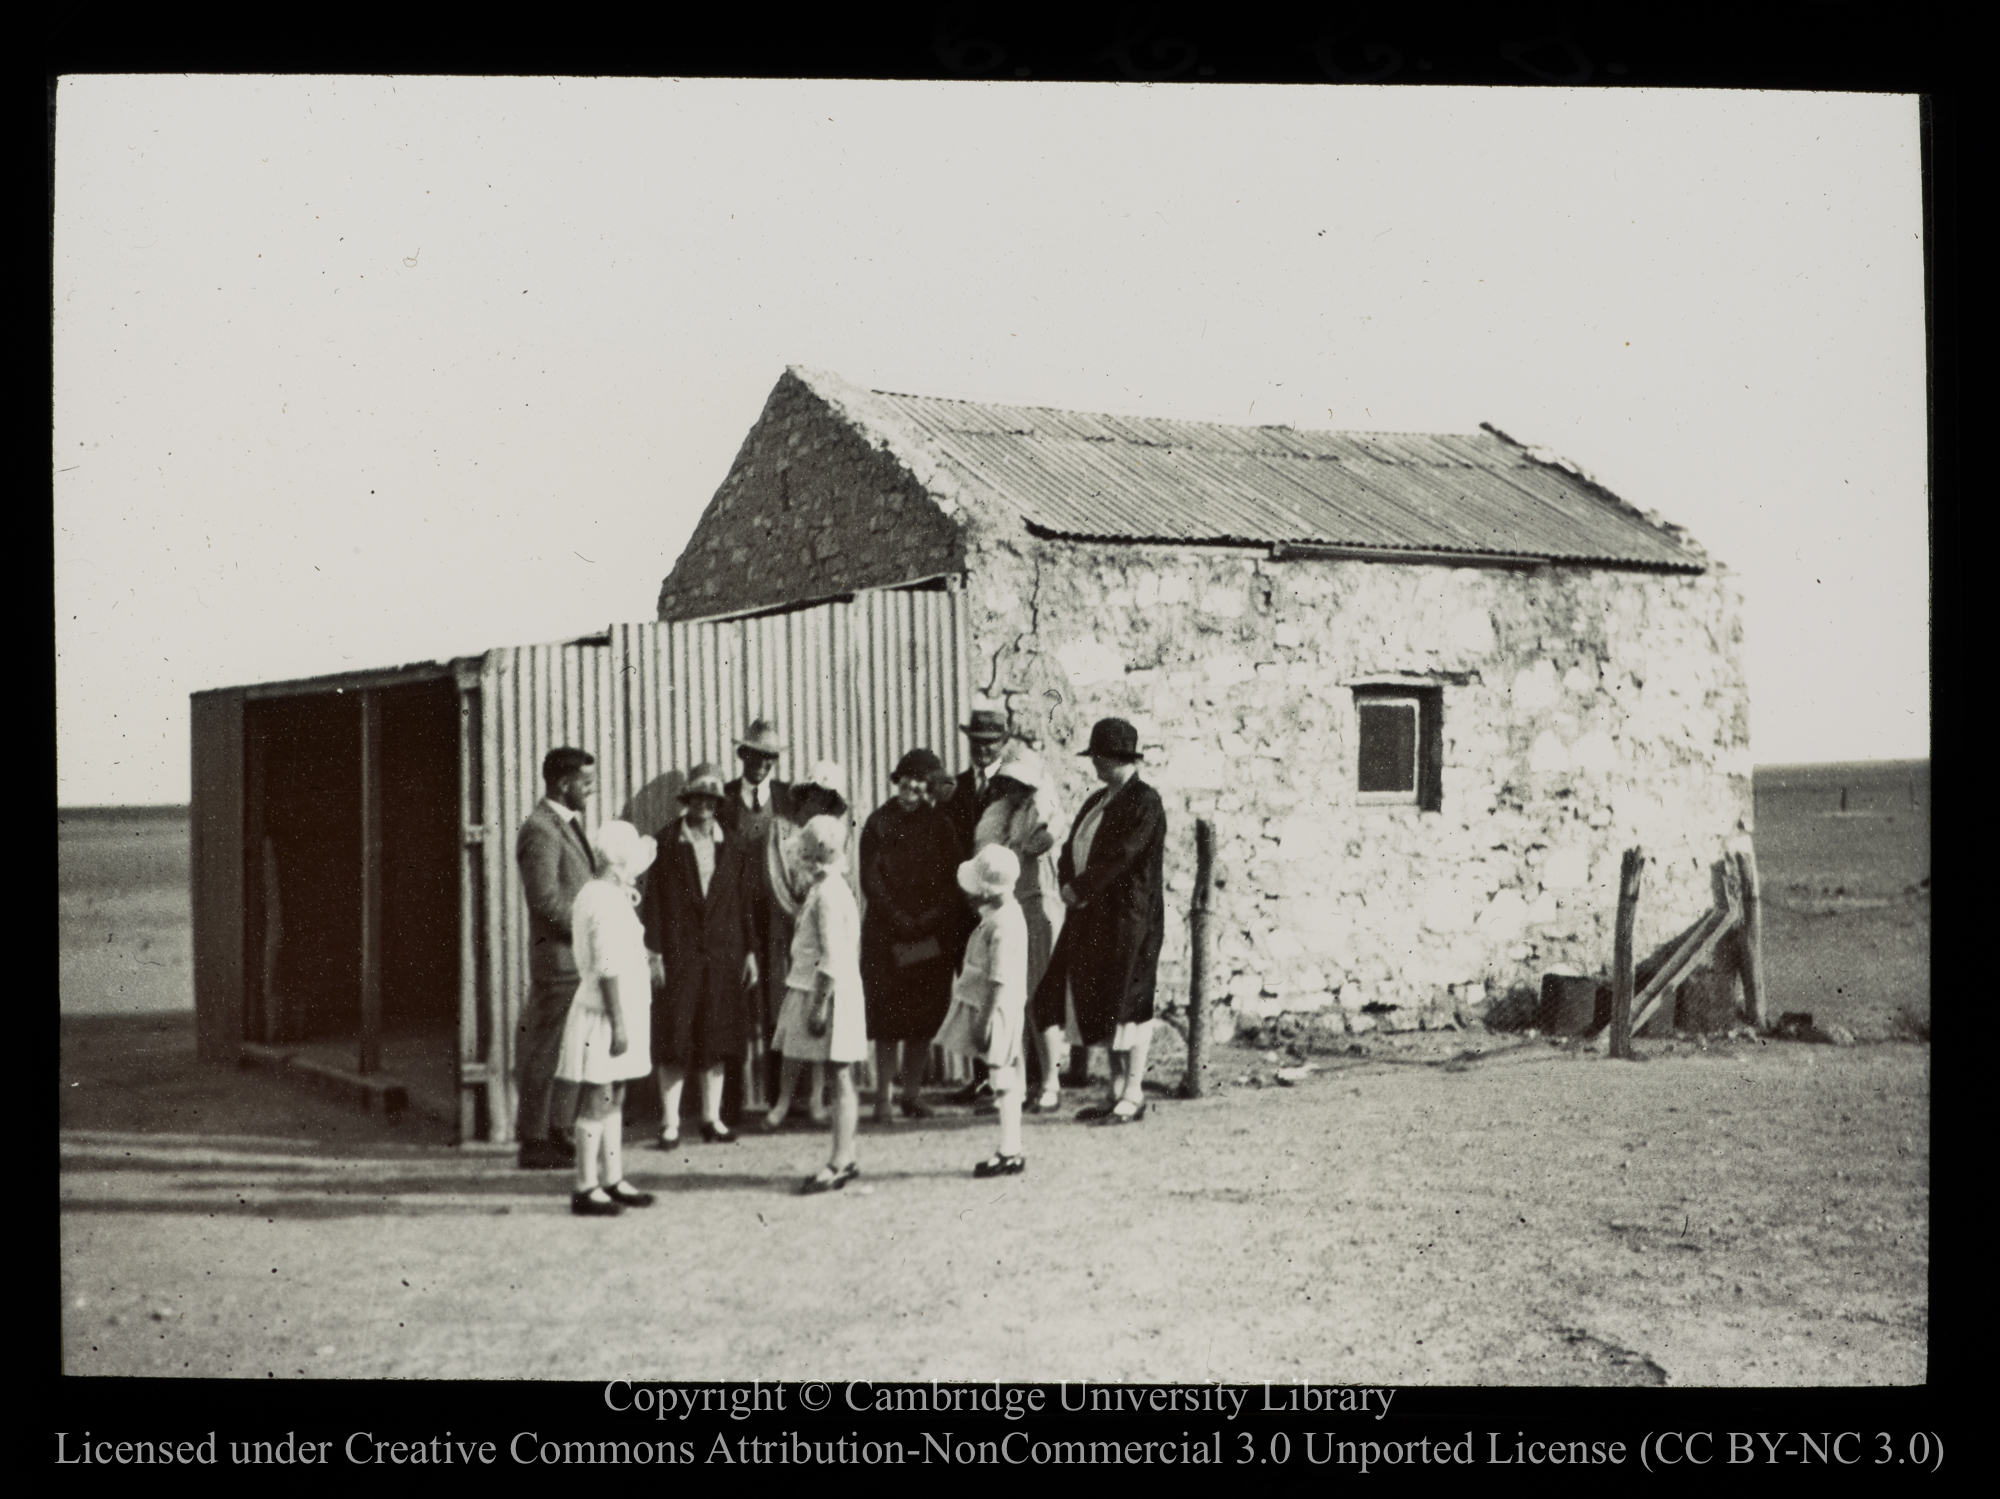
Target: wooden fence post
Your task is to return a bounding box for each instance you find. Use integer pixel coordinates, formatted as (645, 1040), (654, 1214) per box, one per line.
(1734, 845), (1767, 1029)
(1607, 847), (1644, 1060)
(1182, 818), (1215, 1099)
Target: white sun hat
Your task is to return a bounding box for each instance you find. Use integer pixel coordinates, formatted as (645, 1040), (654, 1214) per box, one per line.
(957, 843), (1021, 898)
(593, 820), (658, 879)
(798, 814), (849, 870)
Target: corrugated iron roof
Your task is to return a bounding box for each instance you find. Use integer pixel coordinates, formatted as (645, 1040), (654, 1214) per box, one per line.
(868, 390), (1704, 570)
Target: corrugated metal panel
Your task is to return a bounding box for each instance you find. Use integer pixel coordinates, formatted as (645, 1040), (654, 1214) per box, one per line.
(480, 633), (626, 1137)
(189, 688), (247, 1063)
(480, 586), (973, 1131)
(877, 392), (1703, 570)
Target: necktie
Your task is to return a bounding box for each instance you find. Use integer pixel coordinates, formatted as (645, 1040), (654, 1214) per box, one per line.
(573, 819), (595, 870)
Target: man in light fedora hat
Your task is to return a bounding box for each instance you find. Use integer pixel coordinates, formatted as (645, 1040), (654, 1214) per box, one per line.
(720, 718), (794, 841)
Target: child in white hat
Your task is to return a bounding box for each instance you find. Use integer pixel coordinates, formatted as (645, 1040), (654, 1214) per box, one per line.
(935, 844), (1029, 1177)
(771, 815), (869, 1193)
(556, 820), (659, 1216)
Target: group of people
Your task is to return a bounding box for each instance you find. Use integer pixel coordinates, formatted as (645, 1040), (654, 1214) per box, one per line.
(511, 707), (1169, 1215)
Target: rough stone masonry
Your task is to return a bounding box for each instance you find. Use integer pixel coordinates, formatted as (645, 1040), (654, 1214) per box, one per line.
(660, 369), (1753, 1036)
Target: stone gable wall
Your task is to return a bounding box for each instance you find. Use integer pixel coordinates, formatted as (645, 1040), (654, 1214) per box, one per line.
(657, 371), (965, 621)
(955, 531), (1752, 1035)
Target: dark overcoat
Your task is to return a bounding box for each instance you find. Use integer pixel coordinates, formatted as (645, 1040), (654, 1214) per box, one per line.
(939, 765), (999, 961)
(858, 799), (962, 1042)
(1031, 776), (1167, 1045)
(641, 820), (758, 1067)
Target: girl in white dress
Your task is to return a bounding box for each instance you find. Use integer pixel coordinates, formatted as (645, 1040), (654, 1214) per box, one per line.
(936, 844), (1029, 1176)
(771, 815), (869, 1193)
(556, 820), (659, 1217)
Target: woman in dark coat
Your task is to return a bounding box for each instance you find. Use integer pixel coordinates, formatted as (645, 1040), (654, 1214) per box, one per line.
(1032, 718), (1167, 1125)
(642, 764), (759, 1146)
(859, 748), (964, 1122)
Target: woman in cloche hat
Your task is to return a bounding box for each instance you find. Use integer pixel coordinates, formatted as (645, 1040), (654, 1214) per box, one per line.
(641, 764), (760, 1149)
(1031, 717), (1168, 1126)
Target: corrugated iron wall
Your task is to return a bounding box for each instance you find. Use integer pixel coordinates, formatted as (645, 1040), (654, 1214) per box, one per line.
(479, 633), (630, 1135)
(476, 585), (972, 1138)
(189, 688), (248, 1063)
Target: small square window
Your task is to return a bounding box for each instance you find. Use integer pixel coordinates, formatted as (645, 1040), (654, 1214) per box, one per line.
(1353, 684), (1442, 810)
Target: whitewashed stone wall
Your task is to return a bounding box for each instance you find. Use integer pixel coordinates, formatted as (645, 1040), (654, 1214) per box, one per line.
(958, 532), (1752, 1034)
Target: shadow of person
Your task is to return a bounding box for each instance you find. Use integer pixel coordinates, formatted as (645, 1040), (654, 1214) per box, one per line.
(622, 771), (687, 840)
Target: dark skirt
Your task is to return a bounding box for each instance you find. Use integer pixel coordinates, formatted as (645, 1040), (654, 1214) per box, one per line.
(860, 922), (955, 1042)
(651, 961), (750, 1068)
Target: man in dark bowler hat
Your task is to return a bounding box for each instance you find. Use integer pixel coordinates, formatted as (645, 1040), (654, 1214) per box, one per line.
(940, 702), (1010, 1104)
(1032, 716), (1168, 1126)
(514, 746), (599, 1168)
(718, 717), (793, 839)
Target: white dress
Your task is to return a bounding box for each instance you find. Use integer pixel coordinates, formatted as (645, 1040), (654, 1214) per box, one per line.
(555, 879), (654, 1085)
(936, 897), (1028, 1069)
(769, 871), (869, 1064)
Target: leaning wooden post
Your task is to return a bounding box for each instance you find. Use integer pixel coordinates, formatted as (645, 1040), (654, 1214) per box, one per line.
(1734, 844), (1767, 1029)
(1182, 818), (1215, 1099)
(1607, 847), (1644, 1060)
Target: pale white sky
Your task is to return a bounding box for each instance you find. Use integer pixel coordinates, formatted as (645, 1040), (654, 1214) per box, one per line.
(53, 79), (1928, 804)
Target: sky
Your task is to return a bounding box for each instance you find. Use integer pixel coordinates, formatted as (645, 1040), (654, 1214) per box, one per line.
(53, 79), (1929, 805)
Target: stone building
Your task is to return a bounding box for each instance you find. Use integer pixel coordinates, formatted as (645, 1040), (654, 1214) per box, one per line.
(658, 367), (1752, 1036)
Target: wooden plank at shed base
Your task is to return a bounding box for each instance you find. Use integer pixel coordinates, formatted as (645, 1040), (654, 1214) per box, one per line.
(238, 1042), (409, 1116)
(1628, 876), (1742, 1037)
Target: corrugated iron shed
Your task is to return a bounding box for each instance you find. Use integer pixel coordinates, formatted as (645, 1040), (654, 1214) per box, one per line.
(869, 389), (1703, 571)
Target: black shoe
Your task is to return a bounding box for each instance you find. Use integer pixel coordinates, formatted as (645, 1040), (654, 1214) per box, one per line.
(899, 1095), (934, 1120)
(1099, 1102), (1148, 1126)
(605, 1180), (656, 1208)
(973, 1153), (1026, 1178)
(571, 1189), (624, 1217)
(650, 1130), (681, 1152)
(799, 1162), (860, 1195)
(1074, 1104), (1114, 1122)
(947, 1078), (993, 1105)
(700, 1122), (738, 1144)
(518, 1138), (565, 1170)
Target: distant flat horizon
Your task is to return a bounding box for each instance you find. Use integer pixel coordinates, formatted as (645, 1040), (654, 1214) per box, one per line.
(56, 757), (1931, 816)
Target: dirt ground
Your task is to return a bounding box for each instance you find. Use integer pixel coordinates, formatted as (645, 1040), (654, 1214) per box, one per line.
(61, 1017), (1927, 1386)
(58, 766), (1929, 1384)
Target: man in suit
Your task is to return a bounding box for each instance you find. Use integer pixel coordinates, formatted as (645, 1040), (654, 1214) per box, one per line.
(515, 747), (599, 1169)
(940, 704), (1009, 855)
(718, 718), (793, 839)
(1032, 717), (1167, 1126)
(941, 704), (1010, 1105)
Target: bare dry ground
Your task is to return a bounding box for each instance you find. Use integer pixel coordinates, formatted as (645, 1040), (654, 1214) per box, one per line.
(58, 765), (1929, 1384)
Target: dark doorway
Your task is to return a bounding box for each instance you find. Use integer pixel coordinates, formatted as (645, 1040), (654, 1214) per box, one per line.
(244, 679), (461, 1073)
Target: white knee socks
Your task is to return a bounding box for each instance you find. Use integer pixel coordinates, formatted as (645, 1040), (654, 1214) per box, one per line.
(601, 1113), (624, 1189)
(573, 1116), (606, 1191)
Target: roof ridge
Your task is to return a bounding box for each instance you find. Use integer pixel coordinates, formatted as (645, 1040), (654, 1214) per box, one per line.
(869, 386), (1487, 444)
